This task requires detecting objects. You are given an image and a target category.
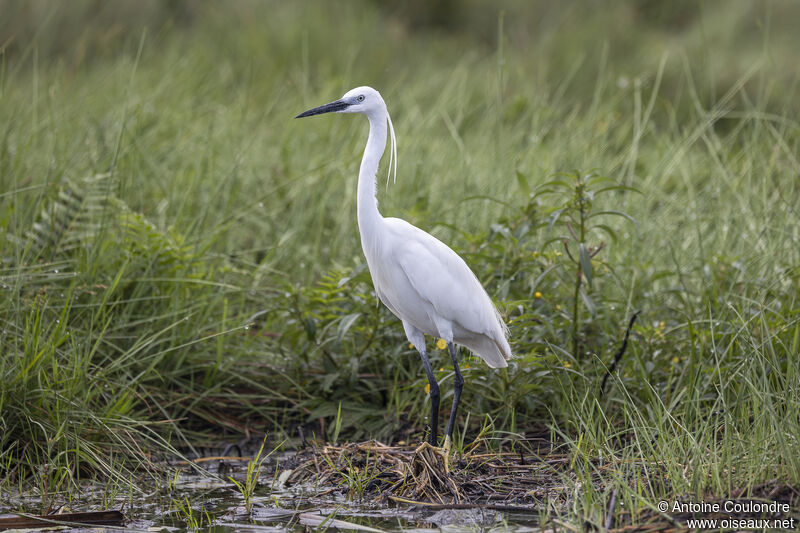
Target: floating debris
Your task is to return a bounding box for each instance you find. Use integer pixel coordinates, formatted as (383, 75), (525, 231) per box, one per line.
(0, 510), (125, 531)
(283, 438), (566, 508)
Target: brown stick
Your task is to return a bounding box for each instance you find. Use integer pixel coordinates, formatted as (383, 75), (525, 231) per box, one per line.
(0, 510), (125, 531)
(600, 311), (641, 396)
(604, 488), (619, 530)
(388, 495), (539, 513)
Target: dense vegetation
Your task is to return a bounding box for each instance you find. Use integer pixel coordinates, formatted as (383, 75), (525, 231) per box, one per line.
(1, 0), (798, 524)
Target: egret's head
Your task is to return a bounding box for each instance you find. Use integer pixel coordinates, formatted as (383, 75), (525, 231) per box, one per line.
(295, 86), (385, 118)
(295, 85), (397, 186)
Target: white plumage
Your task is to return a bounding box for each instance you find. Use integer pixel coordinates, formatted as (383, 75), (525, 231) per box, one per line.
(373, 217), (511, 368)
(296, 86), (511, 447)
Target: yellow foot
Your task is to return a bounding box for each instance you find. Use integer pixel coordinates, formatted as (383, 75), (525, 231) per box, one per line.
(442, 434), (452, 456)
(414, 437), (452, 475)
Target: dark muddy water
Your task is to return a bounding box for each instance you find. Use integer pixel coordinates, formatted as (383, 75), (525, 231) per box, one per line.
(1, 459), (543, 532)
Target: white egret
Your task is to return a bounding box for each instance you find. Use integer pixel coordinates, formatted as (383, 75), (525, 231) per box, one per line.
(296, 86), (511, 452)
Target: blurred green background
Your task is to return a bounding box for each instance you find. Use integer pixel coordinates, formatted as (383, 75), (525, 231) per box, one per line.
(2, 0), (798, 277)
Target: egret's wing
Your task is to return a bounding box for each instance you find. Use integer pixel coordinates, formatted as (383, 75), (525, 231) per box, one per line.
(386, 219), (499, 340)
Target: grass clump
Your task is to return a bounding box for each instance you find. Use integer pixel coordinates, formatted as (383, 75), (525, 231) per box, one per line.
(1, 0), (799, 527)
(228, 436), (275, 514)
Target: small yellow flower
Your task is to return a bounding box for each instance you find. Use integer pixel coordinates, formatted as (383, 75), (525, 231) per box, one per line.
(439, 367), (444, 372)
(532, 250), (539, 258)
(658, 321), (665, 329)
(563, 361), (572, 368)
(436, 338), (447, 350)
(408, 343), (414, 349)
(464, 364), (470, 369)
(424, 383), (431, 394)
(671, 356), (680, 365)
(534, 291), (543, 299)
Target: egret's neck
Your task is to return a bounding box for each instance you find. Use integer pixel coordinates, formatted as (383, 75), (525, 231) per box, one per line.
(357, 111), (387, 244)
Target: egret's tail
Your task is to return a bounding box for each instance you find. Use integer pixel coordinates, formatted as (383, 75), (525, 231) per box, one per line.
(463, 330), (512, 369)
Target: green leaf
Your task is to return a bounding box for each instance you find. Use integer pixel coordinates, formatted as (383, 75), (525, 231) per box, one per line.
(594, 184), (642, 195)
(460, 195), (513, 208)
(579, 287), (596, 317)
(304, 317), (317, 341)
(547, 209), (564, 232)
(535, 179), (573, 193)
(579, 242), (592, 287)
(593, 223), (618, 242)
(490, 223), (512, 239)
(515, 170), (531, 197)
(585, 174), (616, 186)
(336, 312), (361, 340)
(588, 210), (640, 232)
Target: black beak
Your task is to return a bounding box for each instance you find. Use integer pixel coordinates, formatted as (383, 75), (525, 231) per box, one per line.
(295, 99), (350, 118)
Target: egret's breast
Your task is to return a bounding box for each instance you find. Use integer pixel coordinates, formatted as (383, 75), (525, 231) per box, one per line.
(368, 252), (437, 337)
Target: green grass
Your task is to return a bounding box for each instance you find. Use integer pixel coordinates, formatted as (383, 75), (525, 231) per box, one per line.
(227, 436), (275, 514)
(1, 0), (799, 526)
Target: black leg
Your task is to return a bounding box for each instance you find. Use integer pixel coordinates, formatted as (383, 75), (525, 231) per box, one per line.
(418, 347), (440, 445)
(444, 342), (464, 440)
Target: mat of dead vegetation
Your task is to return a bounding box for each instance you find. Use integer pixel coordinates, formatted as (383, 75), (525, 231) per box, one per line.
(284, 437), (565, 507)
(276, 438), (799, 532)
